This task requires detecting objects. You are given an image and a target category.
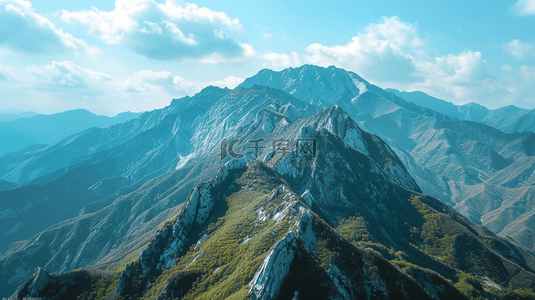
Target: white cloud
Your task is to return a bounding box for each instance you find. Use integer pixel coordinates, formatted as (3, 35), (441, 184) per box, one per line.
(28, 60), (111, 90)
(204, 75), (243, 89)
(503, 39), (535, 60)
(200, 43), (256, 63)
(262, 51), (301, 70)
(520, 65), (535, 82)
(304, 16), (422, 83)
(410, 51), (496, 100)
(0, 0), (98, 55)
(513, 0), (535, 15)
(61, 0), (251, 61)
(297, 16), (535, 109)
(120, 69), (200, 95)
(0, 59), (246, 114)
(500, 65), (535, 106)
(263, 33), (272, 39)
(502, 64), (513, 71)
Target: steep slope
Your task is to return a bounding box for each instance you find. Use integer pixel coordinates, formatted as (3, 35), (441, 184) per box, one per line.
(241, 65), (535, 252)
(11, 121), (535, 300)
(0, 85), (316, 246)
(0, 89), (222, 186)
(0, 109), (140, 158)
(0, 113), (197, 252)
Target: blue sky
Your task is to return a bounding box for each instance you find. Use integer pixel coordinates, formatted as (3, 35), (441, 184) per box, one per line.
(0, 0), (534, 115)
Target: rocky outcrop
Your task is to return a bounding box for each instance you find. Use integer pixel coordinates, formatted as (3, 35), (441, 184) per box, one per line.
(249, 232), (297, 300)
(116, 158), (246, 296)
(9, 267), (53, 300)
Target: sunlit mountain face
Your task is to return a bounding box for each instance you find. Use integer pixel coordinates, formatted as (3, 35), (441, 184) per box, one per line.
(2, 65), (535, 300)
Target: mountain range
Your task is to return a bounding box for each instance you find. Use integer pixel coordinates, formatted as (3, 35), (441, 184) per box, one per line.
(0, 109), (141, 157)
(1, 65), (535, 299)
(0, 111), (39, 123)
(387, 88), (535, 134)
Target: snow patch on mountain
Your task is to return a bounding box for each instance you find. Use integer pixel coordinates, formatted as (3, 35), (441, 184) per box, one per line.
(176, 153), (195, 170)
(350, 74), (367, 95)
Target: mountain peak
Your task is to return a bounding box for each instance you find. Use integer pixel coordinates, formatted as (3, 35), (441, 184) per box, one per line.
(239, 65), (369, 107)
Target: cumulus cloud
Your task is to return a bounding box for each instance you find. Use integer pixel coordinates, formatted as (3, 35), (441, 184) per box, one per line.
(0, 59), (247, 114)
(200, 43), (255, 63)
(204, 75), (243, 89)
(120, 70), (242, 95)
(410, 51), (497, 99)
(28, 60), (111, 90)
(0, 0), (98, 55)
(297, 16), (532, 108)
(120, 69), (200, 95)
(262, 51), (301, 70)
(61, 0), (252, 61)
(304, 16), (422, 83)
(503, 39), (535, 60)
(513, 0), (535, 15)
(491, 65), (535, 107)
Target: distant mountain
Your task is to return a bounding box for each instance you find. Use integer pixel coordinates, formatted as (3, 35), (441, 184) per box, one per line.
(0, 180), (18, 192)
(0, 111), (39, 123)
(387, 88), (535, 134)
(10, 105), (535, 299)
(0, 109), (141, 157)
